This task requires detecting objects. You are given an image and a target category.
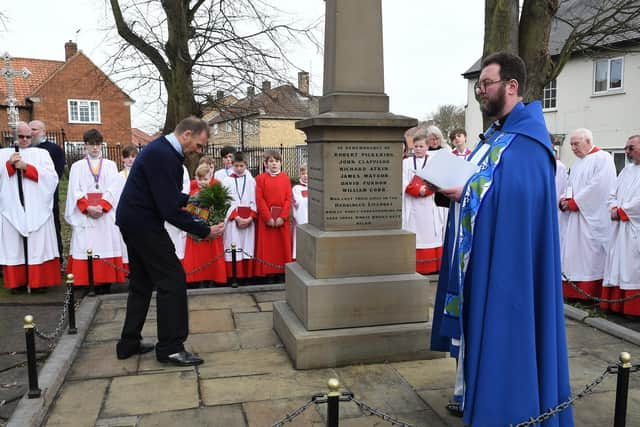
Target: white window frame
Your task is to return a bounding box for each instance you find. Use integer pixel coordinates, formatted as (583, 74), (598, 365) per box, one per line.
(68, 99), (101, 124)
(225, 121), (233, 133)
(542, 79), (557, 111)
(605, 149), (629, 175)
(593, 57), (624, 94)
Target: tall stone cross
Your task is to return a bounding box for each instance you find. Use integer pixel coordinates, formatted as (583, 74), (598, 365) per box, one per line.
(1, 52), (32, 133)
(274, 0), (437, 370)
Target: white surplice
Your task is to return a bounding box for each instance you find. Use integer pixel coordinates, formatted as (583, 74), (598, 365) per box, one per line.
(0, 147), (59, 265)
(164, 166), (190, 260)
(560, 149), (617, 281)
(402, 155), (444, 249)
(65, 157), (123, 260)
(291, 182), (308, 258)
(222, 173), (257, 261)
(603, 163), (640, 289)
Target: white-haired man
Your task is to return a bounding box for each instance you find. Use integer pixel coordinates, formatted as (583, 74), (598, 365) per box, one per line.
(559, 128), (616, 300)
(601, 135), (640, 315)
(0, 122), (61, 292)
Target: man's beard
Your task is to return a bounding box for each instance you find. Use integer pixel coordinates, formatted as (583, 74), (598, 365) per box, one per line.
(480, 84), (506, 118)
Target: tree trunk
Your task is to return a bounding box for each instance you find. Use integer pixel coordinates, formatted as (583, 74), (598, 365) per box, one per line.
(483, 0), (520, 57)
(518, 0), (559, 102)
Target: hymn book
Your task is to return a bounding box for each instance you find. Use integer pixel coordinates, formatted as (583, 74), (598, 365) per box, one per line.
(415, 149), (480, 189)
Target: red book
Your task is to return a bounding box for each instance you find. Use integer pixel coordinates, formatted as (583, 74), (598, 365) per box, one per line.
(237, 206), (252, 219)
(301, 190), (308, 198)
(270, 205), (282, 220)
(86, 192), (103, 207)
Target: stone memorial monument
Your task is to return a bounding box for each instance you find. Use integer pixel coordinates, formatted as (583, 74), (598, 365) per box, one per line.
(273, 0), (440, 369)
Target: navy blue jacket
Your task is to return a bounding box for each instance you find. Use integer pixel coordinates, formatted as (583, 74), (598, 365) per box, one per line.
(116, 135), (210, 238)
(37, 140), (65, 178)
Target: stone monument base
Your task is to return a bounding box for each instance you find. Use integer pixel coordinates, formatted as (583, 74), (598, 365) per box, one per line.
(273, 301), (443, 369)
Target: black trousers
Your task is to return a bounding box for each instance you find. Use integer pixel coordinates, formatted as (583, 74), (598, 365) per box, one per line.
(118, 229), (188, 358)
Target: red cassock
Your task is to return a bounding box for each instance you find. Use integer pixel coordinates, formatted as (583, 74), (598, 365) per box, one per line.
(182, 179), (227, 284)
(254, 172), (292, 276)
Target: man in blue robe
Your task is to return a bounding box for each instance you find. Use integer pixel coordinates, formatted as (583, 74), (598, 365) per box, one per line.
(430, 52), (573, 426)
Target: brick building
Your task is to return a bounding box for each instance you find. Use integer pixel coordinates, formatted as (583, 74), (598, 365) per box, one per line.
(0, 41), (133, 146)
(208, 71), (317, 148)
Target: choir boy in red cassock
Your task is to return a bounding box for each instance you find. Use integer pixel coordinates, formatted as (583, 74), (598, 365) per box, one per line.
(182, 164), (226, 287)
(0, 122), (61, 293)
(254, 149), (292, 282)
(65, 129), (125, 294)
(449, 128), (471, 159)
(222, 152), (256, 284)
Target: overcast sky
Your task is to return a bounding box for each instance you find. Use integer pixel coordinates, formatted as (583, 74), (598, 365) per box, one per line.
(1, 0), (484, 132)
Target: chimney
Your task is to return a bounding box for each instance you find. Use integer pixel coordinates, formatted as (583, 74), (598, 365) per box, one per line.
(216, 90), (225, 100)
(298, 71), (309, 96)
(65, 40), (78, 61)
(247, 86), (255, 97)
(262, 81), (271, 92)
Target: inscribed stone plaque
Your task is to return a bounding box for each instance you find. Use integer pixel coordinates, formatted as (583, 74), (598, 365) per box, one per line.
(308, 142), (402, 231)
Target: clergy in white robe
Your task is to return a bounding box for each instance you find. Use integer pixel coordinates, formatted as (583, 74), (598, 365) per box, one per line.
(65, 130), (126, 288)
(110, 144), (139, 266)
(602, 135), (640, 315)
(0, 123), (60, 290)
(164, 166), (191, 260)
(222, 153), (256, 281)
(556, 158), (569, 250)
(402, 135), (444, 274)
(559, 128), (617, 300)
(291, 165), (308, 259)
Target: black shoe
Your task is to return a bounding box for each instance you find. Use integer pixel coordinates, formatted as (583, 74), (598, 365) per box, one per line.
(445, 401), (463, 417)
(117, 342), (155, 360)
(10, 286), (28, 294)
(157, 351), (203, 366)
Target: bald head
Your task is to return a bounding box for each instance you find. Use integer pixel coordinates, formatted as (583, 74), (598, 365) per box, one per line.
(29, 120), (46, 144)
(626, 135), (640, 165)
(15, 122), (33, 148)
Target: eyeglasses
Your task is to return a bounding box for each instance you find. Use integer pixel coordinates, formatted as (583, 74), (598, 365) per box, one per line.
(17, 135), (32, 139)
(474, 79), (506, 94)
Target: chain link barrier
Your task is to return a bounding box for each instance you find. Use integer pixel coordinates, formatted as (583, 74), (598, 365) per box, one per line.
(184, 253), (226, 276)
(271, 391), (415, 427)
(93, 255), (130, 275)
(241, 250), (285, 270)
(416, 257), (441, 264)
(562, 274), (640, 304)
(32, 286), (75, 346)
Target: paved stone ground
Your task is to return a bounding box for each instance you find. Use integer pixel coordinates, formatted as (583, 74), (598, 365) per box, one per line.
(31, 290), (640, 427)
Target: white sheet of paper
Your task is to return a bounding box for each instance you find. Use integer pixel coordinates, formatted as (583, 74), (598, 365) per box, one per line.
(415, 149), (480, 189)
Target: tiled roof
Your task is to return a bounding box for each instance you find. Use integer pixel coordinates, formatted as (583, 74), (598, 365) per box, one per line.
(131, 128), (154, 145)
(462, 0), (640, 77)
(0, 57), (64, 106)
(209, 84), (318, 124)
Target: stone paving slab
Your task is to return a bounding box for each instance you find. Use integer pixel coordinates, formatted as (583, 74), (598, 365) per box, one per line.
(137, 404), (246, 426)
(68, 342), (137, 380)
(337, 363), (428, 414)
(198, 347), (292, 379)
(233, 311), (273, 329)
(23, 289), (640, 427)
(189, 309), (235, 334)
(44, 379), (108, 427)
(103, 371), (199, 417)
(201, 368), (338, 406)
(187, 331), (240, 354)
(243, 397), (324, 426)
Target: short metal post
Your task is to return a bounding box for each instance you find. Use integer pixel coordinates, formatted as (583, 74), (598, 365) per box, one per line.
(231, 243), (238, 288)
(87, 249), (95, 297)
(614, 352), (631, 427)
(24, 315), (41, 398)
(67, 274), (77, 334)
(326, 378), (340, 427)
